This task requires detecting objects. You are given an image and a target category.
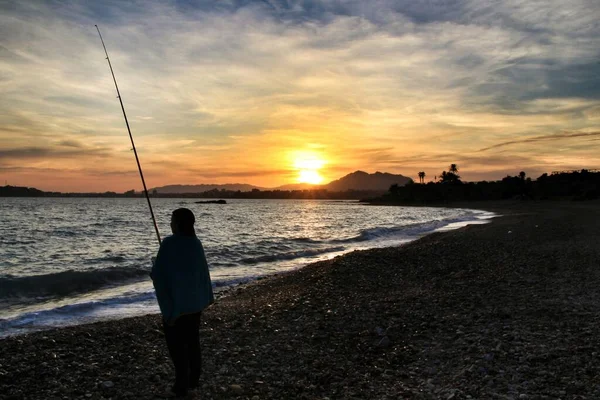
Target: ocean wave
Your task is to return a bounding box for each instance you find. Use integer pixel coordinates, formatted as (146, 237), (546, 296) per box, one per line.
(290, 237), (322, 243)
(0, 239), (37, 245)
(52, 229), (78, 237)
(0, 267), (150, 300)
(0, 291), (158, 336)
(91, 255), (126, 263)
(239, 246), (346, 265)
(89, 222), (109, 227)
(331, 216), (479, 244)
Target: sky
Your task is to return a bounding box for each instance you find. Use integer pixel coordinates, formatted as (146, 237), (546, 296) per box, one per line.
(1, 0), (599, 192)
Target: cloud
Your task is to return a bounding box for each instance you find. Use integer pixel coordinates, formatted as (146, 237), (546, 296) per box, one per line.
(0, 164), (137, 177)
(57, 139), (84, 148)
(0, 145), (110, 159)
(479, 131), (600, 152)
(185, 167), (295, 179)
(0, 0), (599, 190)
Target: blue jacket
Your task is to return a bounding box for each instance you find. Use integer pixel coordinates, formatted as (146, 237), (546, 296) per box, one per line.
(150, 234), (214, 324)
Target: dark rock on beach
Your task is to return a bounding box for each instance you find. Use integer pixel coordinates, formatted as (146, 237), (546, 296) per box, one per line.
(1, 201), (600, 399)
(194, 199), (227, 204)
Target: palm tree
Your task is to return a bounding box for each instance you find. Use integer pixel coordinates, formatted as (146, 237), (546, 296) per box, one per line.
(519, 171), (526, 181)
(449, 164), (458, 174)
(422, 171), (426, 183)
(418, 171), (425, 184)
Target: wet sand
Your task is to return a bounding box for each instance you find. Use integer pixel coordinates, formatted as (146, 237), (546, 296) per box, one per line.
(1, 201), (600, 399)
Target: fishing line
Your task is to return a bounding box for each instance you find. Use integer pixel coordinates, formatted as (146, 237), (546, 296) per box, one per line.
(96, 25), (161, 246)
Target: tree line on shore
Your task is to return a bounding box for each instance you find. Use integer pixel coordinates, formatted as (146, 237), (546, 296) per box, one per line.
(374, 166), (600, 204)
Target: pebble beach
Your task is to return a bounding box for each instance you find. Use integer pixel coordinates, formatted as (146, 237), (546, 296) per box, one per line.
(1, 201), (600, 400)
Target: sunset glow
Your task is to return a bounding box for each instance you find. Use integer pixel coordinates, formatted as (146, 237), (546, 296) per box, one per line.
(292, 152), (326, 184)
(294, 157), (325, 171)
(0, 1), (599, 192)
(298, 170), (324, 185)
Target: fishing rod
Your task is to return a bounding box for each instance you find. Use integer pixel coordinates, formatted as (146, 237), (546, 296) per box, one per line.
(95, 25), (162, 246)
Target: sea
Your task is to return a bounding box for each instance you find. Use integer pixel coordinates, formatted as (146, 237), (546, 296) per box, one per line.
(0, 198), (494, 337)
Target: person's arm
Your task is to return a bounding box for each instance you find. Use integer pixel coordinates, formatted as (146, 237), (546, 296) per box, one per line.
(151, 241), (173, 318)
(198, 241), (215, 306)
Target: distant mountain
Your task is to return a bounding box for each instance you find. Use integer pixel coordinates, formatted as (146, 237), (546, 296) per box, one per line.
(151, 171), (411, 194)
(272, 171), (412, 192)
(323, 171), (412, 192)
(151, 183), (265, 194)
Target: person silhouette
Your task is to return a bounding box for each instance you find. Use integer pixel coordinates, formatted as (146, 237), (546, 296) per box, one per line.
(151, 208), (214, 398)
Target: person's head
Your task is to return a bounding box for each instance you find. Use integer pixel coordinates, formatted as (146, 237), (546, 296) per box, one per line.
(170, 208), (196, 236)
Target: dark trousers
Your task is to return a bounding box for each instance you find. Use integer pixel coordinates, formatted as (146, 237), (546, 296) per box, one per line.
(163, 312), (202, 395)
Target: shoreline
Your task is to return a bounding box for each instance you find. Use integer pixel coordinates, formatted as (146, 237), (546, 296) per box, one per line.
(0, 204), (494, 338)
(2, 201), (599, 399)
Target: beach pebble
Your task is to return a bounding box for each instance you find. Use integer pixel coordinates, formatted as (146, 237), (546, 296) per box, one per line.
(99, 381), (114, 390)
(230, 384), (243, 394)
(377, 336), (391, 348)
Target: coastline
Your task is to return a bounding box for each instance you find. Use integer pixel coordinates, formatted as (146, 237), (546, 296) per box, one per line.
(1, 200), (599, 399)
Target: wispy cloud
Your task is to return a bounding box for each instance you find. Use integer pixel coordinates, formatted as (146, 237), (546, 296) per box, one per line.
(479, 131), (600, 152)
(0, 145), (110, 159)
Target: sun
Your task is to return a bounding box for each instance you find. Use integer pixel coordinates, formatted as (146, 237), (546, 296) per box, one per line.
(298, 169), (324, 184)
(292, 151), (326, 185)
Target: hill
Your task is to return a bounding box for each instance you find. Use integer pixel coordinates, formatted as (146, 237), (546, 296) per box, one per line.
(0, 185), (46, 197)
(324, 171), (412, 192)
(152, 171), (411, 194)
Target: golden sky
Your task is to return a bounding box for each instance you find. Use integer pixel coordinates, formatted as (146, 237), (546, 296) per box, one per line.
(1, 0), (599, 192)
